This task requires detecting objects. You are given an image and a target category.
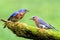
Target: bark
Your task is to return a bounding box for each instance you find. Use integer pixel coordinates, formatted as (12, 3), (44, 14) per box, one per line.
(1, 19), (60, 40)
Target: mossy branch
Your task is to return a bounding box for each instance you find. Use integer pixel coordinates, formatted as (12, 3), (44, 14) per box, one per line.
(1, 19), (60, 40)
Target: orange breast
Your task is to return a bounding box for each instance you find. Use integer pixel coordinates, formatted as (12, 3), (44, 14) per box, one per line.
(35, 20), (39, 27)
(16, 14), (22, 19)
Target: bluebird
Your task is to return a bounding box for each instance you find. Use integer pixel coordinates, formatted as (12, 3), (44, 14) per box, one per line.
(30, 16), (56, 30)
(8, 8), (29, 22)
(4, 8), (29, 28)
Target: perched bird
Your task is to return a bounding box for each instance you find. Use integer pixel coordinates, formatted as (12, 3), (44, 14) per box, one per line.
(4, 8), (29, 28)
(8, 8), (29, 22)
(30, 16), (56, 30)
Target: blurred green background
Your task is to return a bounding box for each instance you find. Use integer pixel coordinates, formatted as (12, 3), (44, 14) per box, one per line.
(0, 0), (60, 40)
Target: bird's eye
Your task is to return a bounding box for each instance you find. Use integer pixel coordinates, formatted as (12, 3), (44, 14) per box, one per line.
(33, 17), (35, 19)
(24, 10), (26, 11)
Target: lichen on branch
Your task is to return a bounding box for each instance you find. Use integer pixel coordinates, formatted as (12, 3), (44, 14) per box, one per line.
(1, 19), (60, 40)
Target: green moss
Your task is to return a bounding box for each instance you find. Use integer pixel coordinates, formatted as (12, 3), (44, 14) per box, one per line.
(1, 20), (60, 40)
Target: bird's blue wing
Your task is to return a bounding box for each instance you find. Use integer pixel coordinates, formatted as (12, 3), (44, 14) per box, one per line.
(38, 19), (57, 30)
(38, 19), (51, 27)
(38, 19), (48, 25)
(8, 12), (19, 20)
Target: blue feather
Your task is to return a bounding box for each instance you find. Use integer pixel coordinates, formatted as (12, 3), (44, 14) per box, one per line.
(38, 19), (52, 28)
(8, 12), (19, 20)
(38, 19), (57, 30)
(8, 8), (28, 20)
(18, 8), (27, 12)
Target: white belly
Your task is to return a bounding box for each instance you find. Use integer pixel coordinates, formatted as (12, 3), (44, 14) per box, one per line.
(38, 24), (46, 28)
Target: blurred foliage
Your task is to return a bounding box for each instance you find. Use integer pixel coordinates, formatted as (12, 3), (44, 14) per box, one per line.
(0, 0), (60, 40)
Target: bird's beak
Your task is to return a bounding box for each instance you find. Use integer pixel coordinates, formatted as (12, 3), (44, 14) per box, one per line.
(25, 10), (29, 13)
(27, 10), (29, 12)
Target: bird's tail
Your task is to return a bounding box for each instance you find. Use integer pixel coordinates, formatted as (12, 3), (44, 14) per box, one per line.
(49, 24), (58, 31)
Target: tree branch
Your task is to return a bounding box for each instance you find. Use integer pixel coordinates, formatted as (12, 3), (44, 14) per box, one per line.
(1, 19), (60, 40)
